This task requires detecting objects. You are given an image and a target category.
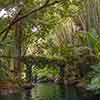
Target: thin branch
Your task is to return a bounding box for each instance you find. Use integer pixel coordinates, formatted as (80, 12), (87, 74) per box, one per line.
(0, 8), (23, 41)
(1, 29), (9, 41)
(0, 0), (60, 36)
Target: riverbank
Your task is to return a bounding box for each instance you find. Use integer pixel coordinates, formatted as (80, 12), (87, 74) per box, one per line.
(0, 83), (99, 100)
(0, 79), (98, 96)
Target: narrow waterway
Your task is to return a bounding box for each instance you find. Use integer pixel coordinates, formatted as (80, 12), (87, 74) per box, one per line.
(0, 83), (99, 100)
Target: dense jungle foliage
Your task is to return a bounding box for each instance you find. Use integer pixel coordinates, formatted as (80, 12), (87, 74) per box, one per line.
(0, 0), (100, 94)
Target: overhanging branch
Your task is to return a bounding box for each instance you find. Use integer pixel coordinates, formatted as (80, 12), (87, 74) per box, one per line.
(0, 0), (60, 36)
(0, 55), (66, 67)
(0, 8), (23, 41)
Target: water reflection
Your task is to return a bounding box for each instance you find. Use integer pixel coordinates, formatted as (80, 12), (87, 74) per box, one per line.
(0, 92), (23, 100)
(24, 90), (32, 100)
(0, 83), (99, 100)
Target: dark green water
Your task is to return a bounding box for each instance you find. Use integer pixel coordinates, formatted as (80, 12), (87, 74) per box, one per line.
(0, 83), (99, 100)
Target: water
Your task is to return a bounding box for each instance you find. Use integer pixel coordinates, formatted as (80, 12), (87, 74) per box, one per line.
(0, 83), (99, 100)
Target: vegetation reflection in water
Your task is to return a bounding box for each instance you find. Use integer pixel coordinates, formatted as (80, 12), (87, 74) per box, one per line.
(0, 83), (99, 100)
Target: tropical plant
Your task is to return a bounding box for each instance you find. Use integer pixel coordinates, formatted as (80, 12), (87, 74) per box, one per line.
(87, 64), (100, 92)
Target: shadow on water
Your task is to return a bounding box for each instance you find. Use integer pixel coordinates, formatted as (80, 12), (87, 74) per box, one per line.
(0, 91), (24, 100)
(24, 90), (32, 100)
(0, 83), (99, 100)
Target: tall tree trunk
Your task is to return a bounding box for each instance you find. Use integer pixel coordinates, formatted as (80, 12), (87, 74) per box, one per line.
(14, 12), (23, 80)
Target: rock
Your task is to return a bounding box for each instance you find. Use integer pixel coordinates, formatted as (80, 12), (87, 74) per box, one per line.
(64, 79), (87, 89)
(67, 80), (80, 86)
(21, 82), (34, 90)
(75, 80), (87, 89)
